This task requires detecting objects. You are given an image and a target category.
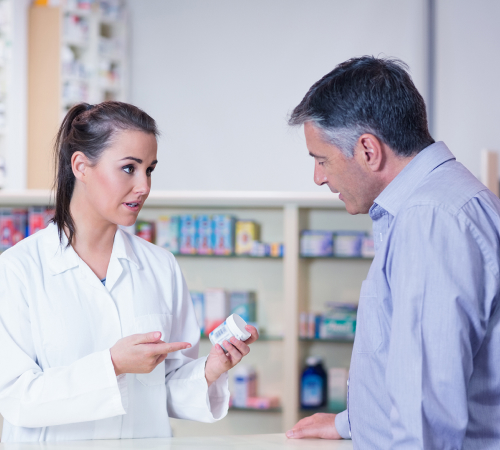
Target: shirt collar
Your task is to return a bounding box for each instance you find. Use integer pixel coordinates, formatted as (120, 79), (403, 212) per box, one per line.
(44, 223), (141, 275)
(370, 141), (456, 219)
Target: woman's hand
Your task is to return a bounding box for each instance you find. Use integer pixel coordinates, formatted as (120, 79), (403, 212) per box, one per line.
(204, 325), (259, 386)
(110, 332), (191, 376)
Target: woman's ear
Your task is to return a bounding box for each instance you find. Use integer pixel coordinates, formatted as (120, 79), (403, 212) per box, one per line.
(71, 152), (90, 183)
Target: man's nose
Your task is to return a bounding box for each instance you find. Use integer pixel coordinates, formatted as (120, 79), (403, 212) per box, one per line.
(314, 163), (325, 186)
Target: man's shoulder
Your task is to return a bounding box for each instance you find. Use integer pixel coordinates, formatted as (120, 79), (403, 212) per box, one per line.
(404, 159), (494, 216)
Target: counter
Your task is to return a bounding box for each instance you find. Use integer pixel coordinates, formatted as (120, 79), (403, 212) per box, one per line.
(0, 434), (353, 449)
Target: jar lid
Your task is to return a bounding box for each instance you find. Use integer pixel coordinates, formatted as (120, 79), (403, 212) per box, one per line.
(306, 356), (322, 366)
(226, 313), (251, 341)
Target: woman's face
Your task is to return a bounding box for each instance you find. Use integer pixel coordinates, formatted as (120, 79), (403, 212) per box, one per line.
(81, 129), (158, 227)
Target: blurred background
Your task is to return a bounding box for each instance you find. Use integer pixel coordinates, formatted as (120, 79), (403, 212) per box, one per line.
(1, 0), (500, 440)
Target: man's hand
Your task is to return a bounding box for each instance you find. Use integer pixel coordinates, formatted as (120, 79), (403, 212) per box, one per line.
(110, 332), (191, 376)
(286, 413), (342, 440)
(204, 325), (259, 386)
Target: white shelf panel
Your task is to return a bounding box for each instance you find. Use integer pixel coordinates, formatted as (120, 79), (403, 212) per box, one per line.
(0, 190), (345, 209)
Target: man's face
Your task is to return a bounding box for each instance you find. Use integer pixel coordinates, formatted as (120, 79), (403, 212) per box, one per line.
(304, 122), (376, 215)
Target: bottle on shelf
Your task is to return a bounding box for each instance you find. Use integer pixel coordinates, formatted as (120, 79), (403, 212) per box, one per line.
(300, 356), (327, 409)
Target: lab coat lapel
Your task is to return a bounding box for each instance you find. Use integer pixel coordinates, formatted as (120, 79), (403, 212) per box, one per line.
(105, 228), (141, 292)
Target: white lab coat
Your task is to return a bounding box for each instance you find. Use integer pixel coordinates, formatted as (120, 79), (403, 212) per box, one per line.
(0, 223), (229, 442)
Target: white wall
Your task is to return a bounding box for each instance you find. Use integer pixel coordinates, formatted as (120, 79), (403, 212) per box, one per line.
(434, 0), (500, 178)
(127, 0), (428, 192)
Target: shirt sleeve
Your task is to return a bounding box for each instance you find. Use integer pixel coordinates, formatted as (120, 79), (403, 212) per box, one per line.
(163, 255), (230, 422)
(384, 205), (495, 449)
(0, 258), (126, 428)
(335, 410), (351, 439)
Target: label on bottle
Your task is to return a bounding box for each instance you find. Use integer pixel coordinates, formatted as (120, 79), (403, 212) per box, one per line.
(301, 374), (324, 407)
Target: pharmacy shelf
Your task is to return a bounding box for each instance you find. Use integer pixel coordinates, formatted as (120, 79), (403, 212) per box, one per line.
(300, 255), (373, 261)
(0, 190), (344, 208)
(176, 254), (282, 260)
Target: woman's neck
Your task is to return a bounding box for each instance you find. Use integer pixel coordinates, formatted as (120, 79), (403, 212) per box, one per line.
(68, 189), (118, 280)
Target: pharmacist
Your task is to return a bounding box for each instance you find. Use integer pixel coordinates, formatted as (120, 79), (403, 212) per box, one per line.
(286, 56), (500, 449)
(0, 102), (258, 442)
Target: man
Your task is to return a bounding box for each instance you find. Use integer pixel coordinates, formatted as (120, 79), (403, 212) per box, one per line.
(286, 56), (500, 449)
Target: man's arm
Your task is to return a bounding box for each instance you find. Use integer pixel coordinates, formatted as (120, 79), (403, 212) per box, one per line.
(385, 205), (493, 449)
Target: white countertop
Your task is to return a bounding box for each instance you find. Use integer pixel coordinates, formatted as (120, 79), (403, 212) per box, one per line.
(0, 434), (353, 449)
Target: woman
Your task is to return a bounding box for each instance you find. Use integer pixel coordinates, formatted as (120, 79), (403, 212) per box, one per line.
(0, 102), (258, 442)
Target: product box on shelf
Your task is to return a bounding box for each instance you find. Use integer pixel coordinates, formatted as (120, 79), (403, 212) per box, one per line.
(300, 230), (334, 257)
(235, 220), (260, 255)
(190, 291), (205, 335)
(204, 288), (229, 334)
(250, 241), (269, 257)
(319, 303), (357, 340)
(361, 233), (375, 258)
(28, 206), (54, 236)
(196, 214), (214, 255)
(328, 367), (348, 411)
(135, 220), (155, 243)
(180, 214), (197, 254)
(232, 365), (257, 408)
(213, 215), (235, 255)
(333, 231), (365, 257)
(0, 209), (27, 252)
(269, 242), (284, 257)
(156, 216), (180, 254)
(230, 291), (257, 323)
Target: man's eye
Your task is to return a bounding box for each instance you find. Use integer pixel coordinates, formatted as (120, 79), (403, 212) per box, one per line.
(123, 165), (135, 174)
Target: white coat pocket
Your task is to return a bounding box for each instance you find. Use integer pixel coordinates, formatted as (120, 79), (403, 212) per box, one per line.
(134, 313), (173, 386)
(355, 279), (382, 353)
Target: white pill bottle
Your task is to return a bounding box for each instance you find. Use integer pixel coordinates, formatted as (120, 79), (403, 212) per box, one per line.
(209, 313), (251, 352)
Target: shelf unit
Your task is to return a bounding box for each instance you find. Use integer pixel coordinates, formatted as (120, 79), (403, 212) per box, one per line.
(0, 190), (372, 436)
(27, 0), (128, 190)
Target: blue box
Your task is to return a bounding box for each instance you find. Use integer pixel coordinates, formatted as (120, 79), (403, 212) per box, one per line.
(230, 291), (257, 323)
(180, 215), (197, 254)
(333, 231), (366, 257)
(213, 215), (235, 255)
(300, 230), (334, 257)
(196, 215), (214, 255)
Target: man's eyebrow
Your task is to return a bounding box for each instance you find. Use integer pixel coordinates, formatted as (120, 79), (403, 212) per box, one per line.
(120, 157), (158, 166)
(309, 152), (323, 158)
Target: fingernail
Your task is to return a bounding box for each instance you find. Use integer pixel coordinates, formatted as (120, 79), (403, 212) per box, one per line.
(154, 332), (160, 339)
(186, 344), (191, 348)
(286, 430), (294, 438)
(230, 337), (237, 344)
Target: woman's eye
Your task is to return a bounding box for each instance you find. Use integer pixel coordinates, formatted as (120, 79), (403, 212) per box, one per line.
(123, 165), (135, 174)
(146, 167), (155, 177)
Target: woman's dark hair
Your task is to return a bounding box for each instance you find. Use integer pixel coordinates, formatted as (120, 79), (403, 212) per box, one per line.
(52, 101), (159, 246)
(289, 56), (434, 157)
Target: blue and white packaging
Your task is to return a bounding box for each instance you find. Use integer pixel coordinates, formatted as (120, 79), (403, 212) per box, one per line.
(230, 291), (257, 323)
(213, 215), (235, 255)
(333, 231), (365, 257)
(300, 230), (334, 257)
(196, 215), (214, 255)
(156, 216), (180, 254)
(361, 233), (375, 258)
(180, 214), (197, 254)
(190, 291), (205, 335)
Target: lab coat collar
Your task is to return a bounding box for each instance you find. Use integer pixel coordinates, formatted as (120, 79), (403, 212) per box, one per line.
(44, 223), (141, 276)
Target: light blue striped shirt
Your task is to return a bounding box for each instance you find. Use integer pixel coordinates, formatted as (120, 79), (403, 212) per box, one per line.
(335, 142), (500, 449)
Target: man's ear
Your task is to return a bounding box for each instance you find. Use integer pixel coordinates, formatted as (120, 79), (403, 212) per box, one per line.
(71, 152), (90, 183)
(356, 134), (384, 172)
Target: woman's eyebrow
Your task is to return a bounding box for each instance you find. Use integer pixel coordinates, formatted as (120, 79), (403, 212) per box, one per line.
(120, 157), (158, 165)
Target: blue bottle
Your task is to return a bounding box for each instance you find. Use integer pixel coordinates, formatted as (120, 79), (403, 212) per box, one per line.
(300, 356), (327, 409)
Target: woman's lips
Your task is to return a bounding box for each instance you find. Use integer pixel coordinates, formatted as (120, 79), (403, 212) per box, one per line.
(123, 202), (140, 212)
